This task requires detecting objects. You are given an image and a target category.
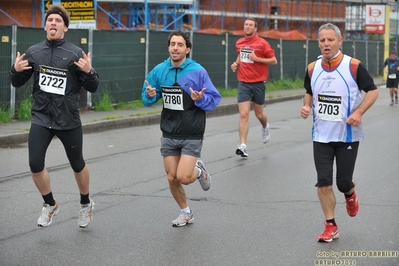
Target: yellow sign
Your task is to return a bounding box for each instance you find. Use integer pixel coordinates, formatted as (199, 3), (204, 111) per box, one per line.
(45, 0), (95, 21)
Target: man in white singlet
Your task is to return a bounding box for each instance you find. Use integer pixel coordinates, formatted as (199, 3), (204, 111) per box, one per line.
(301, 23), (379, 243)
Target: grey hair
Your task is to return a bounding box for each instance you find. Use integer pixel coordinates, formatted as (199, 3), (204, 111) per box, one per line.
(318, 23), (341, 39)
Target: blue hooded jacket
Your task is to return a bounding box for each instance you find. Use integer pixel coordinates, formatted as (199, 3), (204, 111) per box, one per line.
(142, 57), (221, 139)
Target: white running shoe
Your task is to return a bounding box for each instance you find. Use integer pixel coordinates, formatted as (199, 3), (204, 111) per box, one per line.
(262, 123), (270, 144)
(78, 199), (94, 228)
(236, 144), (248, 157)
(172, 211), (194, 227)
(196, 160), (211, 191)
(38, 201), (60, 227)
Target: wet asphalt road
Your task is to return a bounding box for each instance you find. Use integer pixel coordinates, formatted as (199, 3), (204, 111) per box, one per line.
(1, 88), (398, 266)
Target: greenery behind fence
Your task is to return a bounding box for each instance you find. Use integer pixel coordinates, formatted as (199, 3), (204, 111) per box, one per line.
(0, 25), (395, 113)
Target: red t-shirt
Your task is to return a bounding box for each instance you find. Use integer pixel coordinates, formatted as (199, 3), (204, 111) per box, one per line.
(235, 34), (275, 83)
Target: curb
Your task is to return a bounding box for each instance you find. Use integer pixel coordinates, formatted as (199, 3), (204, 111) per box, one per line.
(0, 77), (385, 147)
(0, 94), (301, 146)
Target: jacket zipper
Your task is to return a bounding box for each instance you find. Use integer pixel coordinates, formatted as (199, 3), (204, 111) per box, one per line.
(49, 44), (54, 129)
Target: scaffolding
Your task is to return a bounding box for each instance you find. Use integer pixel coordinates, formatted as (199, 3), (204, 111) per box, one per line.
(97, 0), (196, 31)
(0, 0), (396, 39)
(96, 0), (383, 38)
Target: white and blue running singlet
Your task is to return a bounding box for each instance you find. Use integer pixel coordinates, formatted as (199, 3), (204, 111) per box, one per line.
(310, 55), (364, 143)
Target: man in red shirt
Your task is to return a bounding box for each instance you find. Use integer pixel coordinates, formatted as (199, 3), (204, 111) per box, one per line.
(231, 18), (277, 157)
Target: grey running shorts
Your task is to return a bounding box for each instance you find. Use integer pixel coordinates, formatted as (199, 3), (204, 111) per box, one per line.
(237, 81), (266, 105)
(160, 137), (203, 157)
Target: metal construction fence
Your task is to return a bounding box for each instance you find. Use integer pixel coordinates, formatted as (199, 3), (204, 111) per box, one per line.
(0, 25), (395, 114)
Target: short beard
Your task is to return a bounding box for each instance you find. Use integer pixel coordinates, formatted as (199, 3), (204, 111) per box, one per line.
(170, 56), (187, 66)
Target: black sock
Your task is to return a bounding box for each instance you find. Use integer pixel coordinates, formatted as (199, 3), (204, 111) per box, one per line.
(345, 192), (353, 198)
(42, 192), (55, 206)
(80, 193), (90, 205)
(326, 218), (336, 226)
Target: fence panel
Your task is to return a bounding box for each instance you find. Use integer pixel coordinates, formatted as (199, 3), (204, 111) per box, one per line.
(265, 38), (280, 81)
(281, 40), (308, 79)
(307, 40), (321, 63)
(13, 27), (44, 113)
(1, 25), (396, 114)
(147, 31), (172, 73)
(93, 30), (146, 104)
(0, 26), (12, 109)
(355, 41), (367, 70)
(370, 42), (382, 76)
(342, 41), (354, 58)
(193, 33), (226, 88)
(227, 34), (242, 88)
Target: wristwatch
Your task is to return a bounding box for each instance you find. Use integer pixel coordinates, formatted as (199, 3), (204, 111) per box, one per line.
(88, 68), (95, 75)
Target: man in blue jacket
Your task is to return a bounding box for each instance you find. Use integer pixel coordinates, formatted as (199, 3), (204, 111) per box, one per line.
(142, 31), (221, 227)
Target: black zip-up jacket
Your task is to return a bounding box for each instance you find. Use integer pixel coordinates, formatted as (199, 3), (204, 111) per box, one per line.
(9, 38), (99, 130)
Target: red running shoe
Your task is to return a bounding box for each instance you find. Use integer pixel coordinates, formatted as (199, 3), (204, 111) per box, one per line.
(345, 191), (359, 217)
(317, 222), (339, 242)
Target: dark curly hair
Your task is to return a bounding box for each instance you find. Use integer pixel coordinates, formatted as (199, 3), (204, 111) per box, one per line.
(167, 31), (192, 57)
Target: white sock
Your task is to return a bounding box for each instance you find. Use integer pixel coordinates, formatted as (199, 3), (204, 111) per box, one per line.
(182, 207), (191, 214)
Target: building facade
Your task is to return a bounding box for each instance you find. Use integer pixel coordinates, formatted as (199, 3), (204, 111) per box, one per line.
(0, 0), (397, 39)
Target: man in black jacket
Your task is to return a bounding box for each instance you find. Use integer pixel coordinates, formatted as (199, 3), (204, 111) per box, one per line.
(9, 5), (99, 228)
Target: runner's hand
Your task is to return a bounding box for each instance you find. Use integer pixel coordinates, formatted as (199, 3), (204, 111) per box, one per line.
(190, 87), (206, 101)
(145, 80), (156, 97)
(74, 51), (92, 73)
(14, 52), (32, 72)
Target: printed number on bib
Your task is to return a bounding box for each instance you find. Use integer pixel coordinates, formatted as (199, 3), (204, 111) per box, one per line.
(317, 94), (342, 121)
(39, 65), (67, 95)
(162, 85), (184, 111)
(388, 73), (397, 79)
(240, 48), (254, 63)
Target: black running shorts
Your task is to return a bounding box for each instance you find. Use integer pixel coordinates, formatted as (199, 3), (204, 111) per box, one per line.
(313, 141), (358, 192)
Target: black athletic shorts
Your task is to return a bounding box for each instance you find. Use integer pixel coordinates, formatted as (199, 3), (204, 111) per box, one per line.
(386, 77), (399, 88)
(28, 124), (86, 173)
(313, 141), (359, 190)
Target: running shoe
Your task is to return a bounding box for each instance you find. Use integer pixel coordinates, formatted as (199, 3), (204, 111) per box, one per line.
(196, 160), (211, 191)
(172, 211), (194, 227)
(390, 100), (394, 106)
(78, 199), (94, 228)
(236, 144), (248, 157)
(38, 201), (60, 227)
(317, 222), (339, 242)
(262, 123), (271, 143)
(345, 191), (359, 217)
(395, 96), (398, 105)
